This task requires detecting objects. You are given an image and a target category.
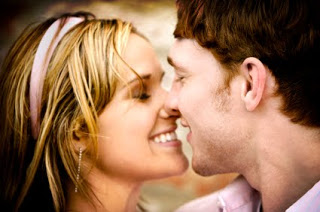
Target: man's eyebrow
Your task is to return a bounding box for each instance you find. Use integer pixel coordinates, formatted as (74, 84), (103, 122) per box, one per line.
(167, 56), (185, 72)
(167, 56), (176, 68)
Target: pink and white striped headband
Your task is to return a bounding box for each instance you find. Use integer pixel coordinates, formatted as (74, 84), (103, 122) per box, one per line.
(30, 17), (84, 139)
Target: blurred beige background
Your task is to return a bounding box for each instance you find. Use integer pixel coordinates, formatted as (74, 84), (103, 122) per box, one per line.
(0, 0), (237, 211)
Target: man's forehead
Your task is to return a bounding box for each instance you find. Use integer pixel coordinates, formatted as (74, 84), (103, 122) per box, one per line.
(168, 38), (214, 70)
(171, 38), (199, 51)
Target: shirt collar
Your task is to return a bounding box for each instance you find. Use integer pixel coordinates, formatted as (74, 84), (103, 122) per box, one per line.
(217, 175), (261, 211)
(286, 180), (320, 212)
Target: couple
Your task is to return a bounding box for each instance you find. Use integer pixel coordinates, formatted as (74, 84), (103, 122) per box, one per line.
(1, 0), (320, 211)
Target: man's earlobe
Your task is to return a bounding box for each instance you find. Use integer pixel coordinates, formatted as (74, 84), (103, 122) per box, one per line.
(240, 57), (266, 111)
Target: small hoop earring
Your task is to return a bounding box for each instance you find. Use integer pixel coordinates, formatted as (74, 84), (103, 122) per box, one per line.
(75, 147), (82, 193)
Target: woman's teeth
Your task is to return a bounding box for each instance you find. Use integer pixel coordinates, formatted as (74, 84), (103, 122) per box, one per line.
(153, 132), (177, 143)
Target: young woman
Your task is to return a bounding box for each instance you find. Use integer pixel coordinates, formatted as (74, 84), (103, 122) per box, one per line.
(0, 12), (188, 211)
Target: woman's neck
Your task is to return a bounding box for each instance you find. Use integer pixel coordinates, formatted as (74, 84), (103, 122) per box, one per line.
(66, 169), (142, 212)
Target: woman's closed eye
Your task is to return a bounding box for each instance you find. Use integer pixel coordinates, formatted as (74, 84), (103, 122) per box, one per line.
(132, 87), (151, 101)
(136, 92), (151, 100)
(128, 80), (151, 101)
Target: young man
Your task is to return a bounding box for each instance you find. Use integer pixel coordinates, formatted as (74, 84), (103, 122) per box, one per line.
(165, 0), (320, 211)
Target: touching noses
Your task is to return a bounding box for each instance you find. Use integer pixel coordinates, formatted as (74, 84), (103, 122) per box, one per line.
(163, 85), (180, 118)
(158, 86), (180, 119)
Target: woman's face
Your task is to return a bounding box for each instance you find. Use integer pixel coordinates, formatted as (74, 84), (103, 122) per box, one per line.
(95, 33), (188, 181)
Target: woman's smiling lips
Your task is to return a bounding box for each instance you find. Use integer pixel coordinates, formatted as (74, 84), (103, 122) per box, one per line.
(149, 126), (182, 147)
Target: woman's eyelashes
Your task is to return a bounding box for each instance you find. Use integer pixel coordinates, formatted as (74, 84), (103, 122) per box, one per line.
(132, 86), (151, 101)
(128, 74), (164, 101)
(136, 92), (151, 100)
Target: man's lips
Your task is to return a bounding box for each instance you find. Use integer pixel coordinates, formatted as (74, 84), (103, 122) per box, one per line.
(187, 131), (192, 142)
(180, 118), (192, 142)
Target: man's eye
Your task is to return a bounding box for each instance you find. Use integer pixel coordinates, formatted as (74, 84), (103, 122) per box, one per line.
(178, 76), (185, 81)
(174, 74), (185, 82)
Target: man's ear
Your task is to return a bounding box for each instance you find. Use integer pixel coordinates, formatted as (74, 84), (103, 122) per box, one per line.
(240, 57), (267, 111)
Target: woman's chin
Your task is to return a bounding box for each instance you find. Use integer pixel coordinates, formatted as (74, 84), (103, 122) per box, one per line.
(160, 156), (189, 179)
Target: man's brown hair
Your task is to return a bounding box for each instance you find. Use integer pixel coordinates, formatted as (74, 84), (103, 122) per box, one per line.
(174, 0), (320, 127)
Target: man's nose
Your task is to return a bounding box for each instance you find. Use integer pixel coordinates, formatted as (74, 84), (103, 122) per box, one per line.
(164, 87), (181, 117)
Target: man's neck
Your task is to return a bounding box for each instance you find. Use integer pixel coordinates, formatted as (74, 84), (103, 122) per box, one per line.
(244, 116), (320, 212)
(256, 165), (318, 212)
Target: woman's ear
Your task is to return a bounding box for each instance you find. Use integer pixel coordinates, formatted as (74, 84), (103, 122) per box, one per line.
(240, 57), (267, 111)
(73, 130), (86, 141)
(73, 132), (87, 153)
(72, 121), (88, 151)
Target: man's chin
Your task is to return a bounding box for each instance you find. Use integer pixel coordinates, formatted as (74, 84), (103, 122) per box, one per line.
(192, 160), (216, 176)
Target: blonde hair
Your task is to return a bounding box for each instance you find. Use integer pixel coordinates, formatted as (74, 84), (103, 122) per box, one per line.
(0, 12), (142, 211)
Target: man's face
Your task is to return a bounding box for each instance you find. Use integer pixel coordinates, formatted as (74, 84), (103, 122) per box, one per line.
(166, 39), (251, 176)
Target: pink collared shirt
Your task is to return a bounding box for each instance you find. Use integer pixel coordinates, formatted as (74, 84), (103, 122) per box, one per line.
(176, 176), (320, 212)
(176, 175), (261, 212)
(287, 180), (320, 212)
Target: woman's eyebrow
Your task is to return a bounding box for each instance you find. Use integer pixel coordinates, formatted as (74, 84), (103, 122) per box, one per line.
(127, 74), (151, 84)
(120, 74), (151, 90)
